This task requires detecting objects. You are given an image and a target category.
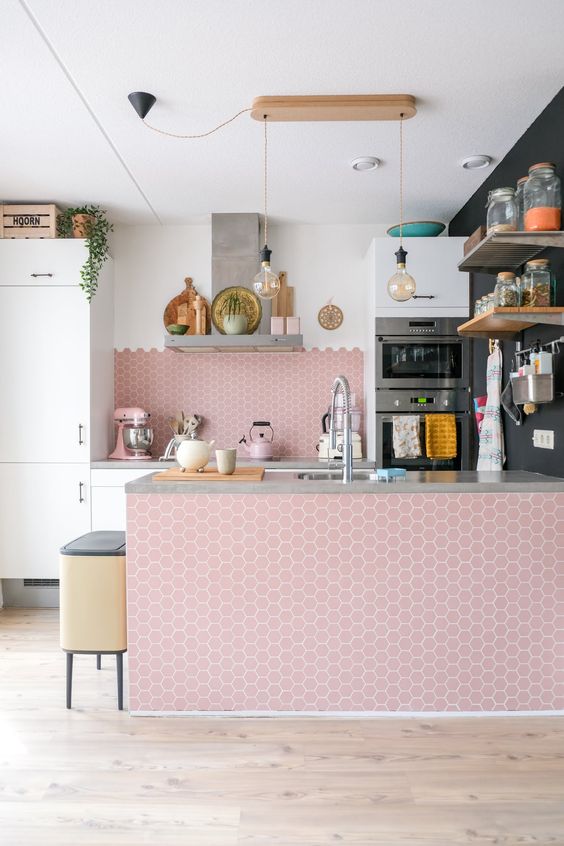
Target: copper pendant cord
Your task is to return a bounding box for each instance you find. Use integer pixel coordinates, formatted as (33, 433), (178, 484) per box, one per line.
(399, 112), (404, 247)
(142, 107), (252, 139)
(263, 115), (269, 246)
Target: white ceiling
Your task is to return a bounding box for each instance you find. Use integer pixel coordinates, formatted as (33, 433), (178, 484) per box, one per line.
(2, 0), (564, 225)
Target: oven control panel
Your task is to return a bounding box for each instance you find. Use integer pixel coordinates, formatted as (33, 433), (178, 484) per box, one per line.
(392, 396), (443, 407)
(408, 326), (436, 334)
(376, 389), (470, 413)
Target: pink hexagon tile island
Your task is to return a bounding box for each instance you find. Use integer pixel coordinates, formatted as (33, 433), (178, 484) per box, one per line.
(126, 489), (564, 715)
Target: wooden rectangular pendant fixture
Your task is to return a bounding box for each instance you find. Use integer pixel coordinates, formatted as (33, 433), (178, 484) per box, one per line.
(251, 94), (416, 122)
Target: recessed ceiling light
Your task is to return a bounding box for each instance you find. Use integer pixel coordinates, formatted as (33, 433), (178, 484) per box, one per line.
(460, 155), (492, 170)
(351, 156), (381, 172)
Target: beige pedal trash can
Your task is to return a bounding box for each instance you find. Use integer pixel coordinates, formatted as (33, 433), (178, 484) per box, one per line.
(60, 531), (127, 710)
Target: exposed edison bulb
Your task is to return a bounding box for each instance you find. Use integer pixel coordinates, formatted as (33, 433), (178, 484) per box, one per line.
(387, 247), (416, 302)
(253, 246), (280, 300)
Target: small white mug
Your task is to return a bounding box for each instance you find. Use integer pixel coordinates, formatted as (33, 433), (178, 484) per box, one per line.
(215, 448), (237, 475)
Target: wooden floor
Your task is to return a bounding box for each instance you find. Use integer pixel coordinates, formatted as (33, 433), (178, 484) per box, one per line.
(1, 608), (563, 845)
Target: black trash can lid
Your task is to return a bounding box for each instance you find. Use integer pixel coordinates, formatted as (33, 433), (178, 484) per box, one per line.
(60, 531), (126, 556)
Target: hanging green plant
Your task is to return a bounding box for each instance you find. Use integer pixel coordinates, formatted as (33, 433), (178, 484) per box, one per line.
(57, 205), (113, 302)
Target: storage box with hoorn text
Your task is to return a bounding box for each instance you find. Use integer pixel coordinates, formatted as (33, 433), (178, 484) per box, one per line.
(1, 204), (60, 238)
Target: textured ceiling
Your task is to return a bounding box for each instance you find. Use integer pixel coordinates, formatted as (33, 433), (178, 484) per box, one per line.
(2, 0), (564, 224)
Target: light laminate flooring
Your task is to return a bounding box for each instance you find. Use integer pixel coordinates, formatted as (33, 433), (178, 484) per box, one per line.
(1, 607), (563, 845)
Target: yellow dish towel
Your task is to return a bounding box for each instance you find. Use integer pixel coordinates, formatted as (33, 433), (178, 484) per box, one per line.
(425, 414), (457, 459)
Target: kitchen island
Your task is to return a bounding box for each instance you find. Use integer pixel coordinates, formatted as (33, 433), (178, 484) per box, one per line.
(125, 471), (564, 715)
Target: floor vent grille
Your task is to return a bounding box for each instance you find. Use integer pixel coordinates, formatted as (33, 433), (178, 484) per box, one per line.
(23, 578), (59, 588)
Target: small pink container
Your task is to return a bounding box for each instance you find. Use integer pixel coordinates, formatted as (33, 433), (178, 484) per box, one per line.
(286, 316), (300, 334)
(271, 317), (286, 334)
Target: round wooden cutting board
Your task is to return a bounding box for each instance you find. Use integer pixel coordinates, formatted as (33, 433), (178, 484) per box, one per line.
(163, 278), (211, 334)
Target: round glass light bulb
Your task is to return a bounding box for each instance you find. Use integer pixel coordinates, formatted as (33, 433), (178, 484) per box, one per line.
(387, 263), (416, 302)
(253, 262), (280, 300)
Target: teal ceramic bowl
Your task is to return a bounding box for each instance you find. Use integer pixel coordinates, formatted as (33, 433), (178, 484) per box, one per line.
(387, 221), (446, 238)
(166, 324), (188, 335)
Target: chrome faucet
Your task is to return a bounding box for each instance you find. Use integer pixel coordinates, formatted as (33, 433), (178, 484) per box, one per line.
(329, 375), (353, 484)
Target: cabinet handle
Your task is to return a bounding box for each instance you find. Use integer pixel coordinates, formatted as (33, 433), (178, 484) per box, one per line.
(78, 423), (85, 445)
(78, 482), (86, 504)
(411, 294), (436, 300)
(30, 273), (53, 278)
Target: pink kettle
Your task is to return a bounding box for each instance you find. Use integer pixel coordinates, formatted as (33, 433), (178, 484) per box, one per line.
(239, 421), (274, 460)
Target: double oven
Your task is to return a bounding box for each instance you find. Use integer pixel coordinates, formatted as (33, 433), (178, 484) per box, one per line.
(375, 317), (471, 470)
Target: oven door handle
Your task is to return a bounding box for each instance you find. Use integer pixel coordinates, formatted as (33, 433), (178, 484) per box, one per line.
(377, 336), (464, 343)
(377, 414), (467, 422)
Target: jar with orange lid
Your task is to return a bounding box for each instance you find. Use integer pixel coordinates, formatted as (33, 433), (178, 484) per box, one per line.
(494, 272), (520, 307)
(520, 259), (555, 307)
(523, 163), (561, 231)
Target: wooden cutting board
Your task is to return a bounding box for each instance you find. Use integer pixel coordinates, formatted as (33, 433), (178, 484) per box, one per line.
(163, 277), (211, 335)
(271, 271), (294, 318)
(153, 466), (265, 482)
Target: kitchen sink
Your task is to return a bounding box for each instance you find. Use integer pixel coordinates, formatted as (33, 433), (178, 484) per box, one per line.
(296, 469), (374, 481)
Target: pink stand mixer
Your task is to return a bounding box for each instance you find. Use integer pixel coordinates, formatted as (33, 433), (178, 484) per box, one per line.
(109, 407), (154, 460)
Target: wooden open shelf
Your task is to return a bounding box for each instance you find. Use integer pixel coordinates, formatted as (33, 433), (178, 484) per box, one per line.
(458, 231), (564, 274)
(458, 307), (564, 339)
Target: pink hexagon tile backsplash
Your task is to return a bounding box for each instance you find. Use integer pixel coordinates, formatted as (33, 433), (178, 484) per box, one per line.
(115, 348), (364, 458)
(126, 491), (564, 713)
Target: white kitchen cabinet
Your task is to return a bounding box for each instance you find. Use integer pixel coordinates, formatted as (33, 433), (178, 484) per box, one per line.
(91, 487), (127, 532)
(91, 469), (151, 532)
(0, 464), (90, 578)
(0, 238), (89, 287)
(0, 241), (114, 577)
(0, 286), (90, 462)
(366, 236), (469, 318)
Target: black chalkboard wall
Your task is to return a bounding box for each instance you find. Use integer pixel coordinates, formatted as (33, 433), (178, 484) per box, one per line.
(449, 86), (564, 476)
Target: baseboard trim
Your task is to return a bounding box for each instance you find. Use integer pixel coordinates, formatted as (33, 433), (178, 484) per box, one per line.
(129, 709), (564, 718)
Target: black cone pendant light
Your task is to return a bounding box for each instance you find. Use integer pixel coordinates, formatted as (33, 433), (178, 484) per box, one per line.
(128, 92), (157, 120)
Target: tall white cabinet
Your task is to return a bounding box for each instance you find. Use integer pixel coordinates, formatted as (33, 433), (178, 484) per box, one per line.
(364, 237), (469, 460)
(0, 240), (114, 577)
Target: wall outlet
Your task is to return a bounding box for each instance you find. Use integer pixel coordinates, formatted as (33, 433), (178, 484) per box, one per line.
(532, 429), (555, 449)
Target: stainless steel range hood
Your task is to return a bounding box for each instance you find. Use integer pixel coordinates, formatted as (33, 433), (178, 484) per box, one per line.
(211, 213), (268, 333)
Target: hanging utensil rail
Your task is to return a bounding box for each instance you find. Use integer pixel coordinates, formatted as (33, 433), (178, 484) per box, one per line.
(513, 336), (564, 359)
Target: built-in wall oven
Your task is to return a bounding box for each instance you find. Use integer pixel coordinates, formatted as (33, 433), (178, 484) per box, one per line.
(374, 318), (472, 470)
(375, 317), (469, 390)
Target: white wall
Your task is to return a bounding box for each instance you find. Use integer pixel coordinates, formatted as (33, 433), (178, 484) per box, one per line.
(112, 225), (211, 351)
(112, 223), (388, 351)
(268, 225), (386, 350)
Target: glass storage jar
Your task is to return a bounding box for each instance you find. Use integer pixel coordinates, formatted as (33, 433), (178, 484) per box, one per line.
(474, 298), (484, 316)
(520, 259), (555, 307)
(486, 187), (518, 234)
(494, 271), (520, 307)
(515, 176), (527, 230)
(484, 292), (496, 312)
(524, 162), (561, 231)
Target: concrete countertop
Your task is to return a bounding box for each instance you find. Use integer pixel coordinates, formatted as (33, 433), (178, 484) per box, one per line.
(91, 459), (173, 470)
(92, 457), (374, 470)
(126, 470), (564, 495)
